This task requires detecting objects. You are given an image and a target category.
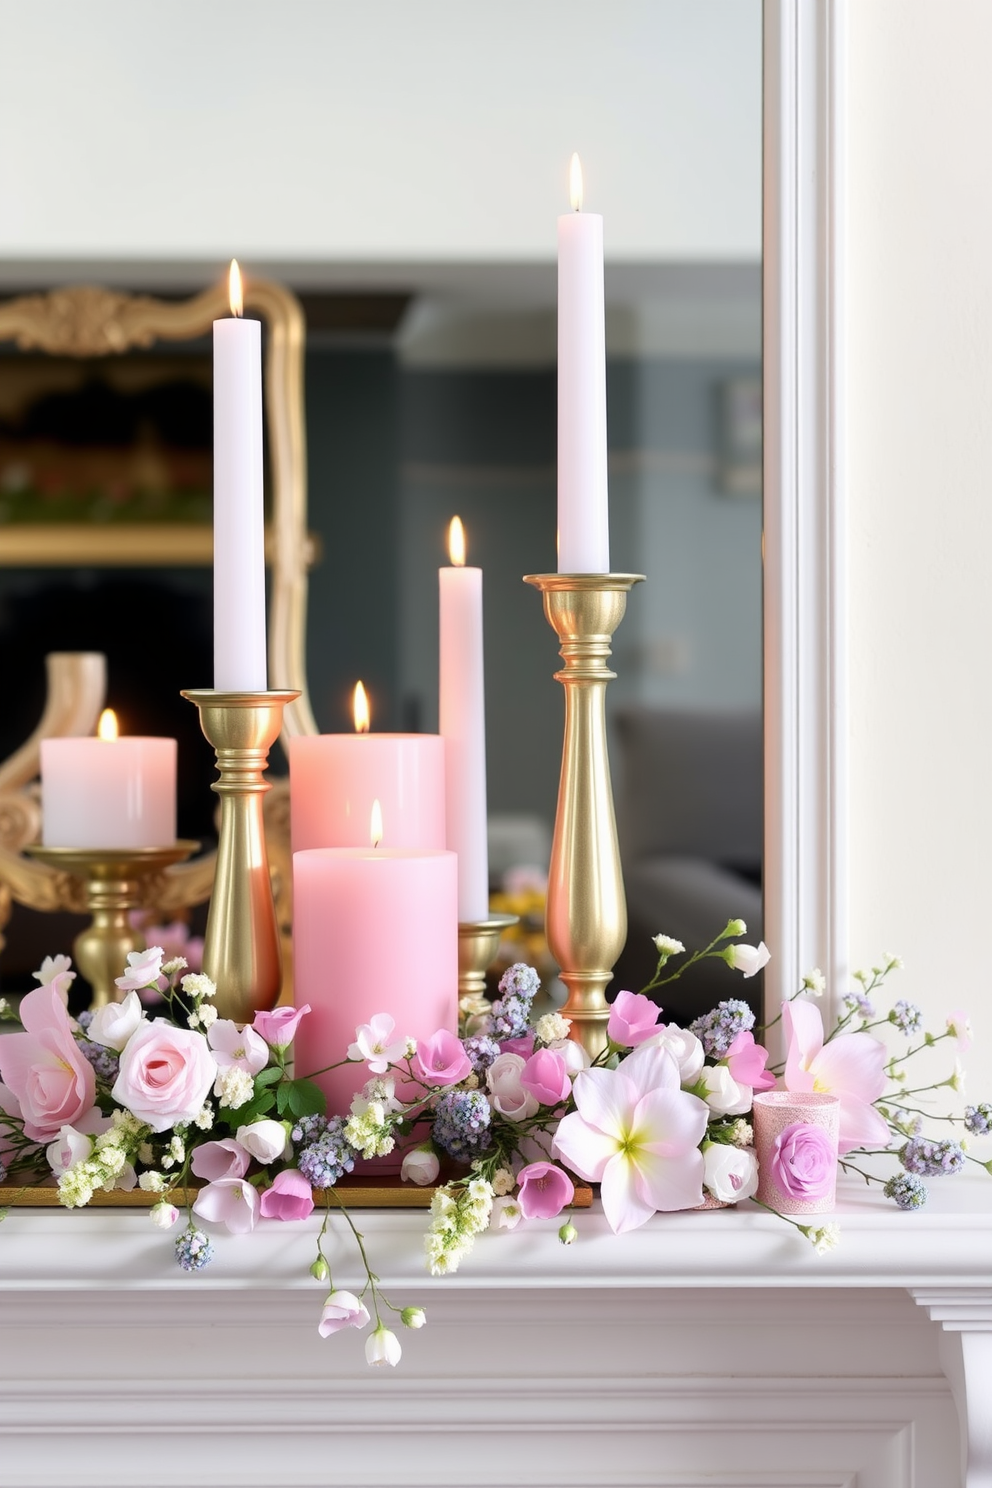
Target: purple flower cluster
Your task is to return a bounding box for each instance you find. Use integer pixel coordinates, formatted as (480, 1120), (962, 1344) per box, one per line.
(689, 998), (755, 1057)
(432, 1090), (492, 1161)
(463, 1034), (501, 1074)
(488, 963), (540, 1042)
(75, 1010), (120, 1083)
(899, 1135), (965, 1177)
(889, 1000), (923, 1035)
(965, 1103), (992, 1136)
(884, 1172), (928, 1210)
(295, 1115), (357, 1188)
(175, 1226), (214, 1271)
(843, 992), (876, 1019)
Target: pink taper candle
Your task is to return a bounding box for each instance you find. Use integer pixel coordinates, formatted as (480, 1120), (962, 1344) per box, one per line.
(557, 154), (609, 573)
(213, 259), (266, 690)
(439, 517), (489, 921)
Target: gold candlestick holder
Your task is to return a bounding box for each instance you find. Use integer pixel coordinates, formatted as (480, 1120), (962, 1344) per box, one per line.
(458, 912), (519, 1024)
(523, 573), (644, 1059)
(27, 842), (199, 1009)
(182, 689), (299, 1024)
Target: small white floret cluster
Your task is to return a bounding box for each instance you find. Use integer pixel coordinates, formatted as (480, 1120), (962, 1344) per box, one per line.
(424, 1178), (494, 1275)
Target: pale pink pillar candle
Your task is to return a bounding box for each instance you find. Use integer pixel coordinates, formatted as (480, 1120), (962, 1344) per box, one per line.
(439, 517), (489, 921)
(753, 1091), (840, 1215)
(557, 153), (609, 573)
(41, 710), (176, 848)
(289, 683), (445, 852)
(213, 259), (266, 691)
(292, 843), (458, 1116)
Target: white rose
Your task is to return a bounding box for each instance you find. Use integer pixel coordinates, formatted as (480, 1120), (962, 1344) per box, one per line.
(549, 1038), (591, 1076)
(401, 1146), (440, 1186)
(149, 1201), (180, 1229)
(486, 1053), (539, 1121)
(702, 1143), (758, 1203)
(698, 1064), (751, 1116)
(86, 990), (145, 1052)
(642, 1023), (705, 1085)
(236, 1119), (289, 1165)
(46, 1124), (94, 1175)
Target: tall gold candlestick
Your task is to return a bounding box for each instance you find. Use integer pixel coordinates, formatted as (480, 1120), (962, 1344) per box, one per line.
(523, 574), (644, 1059)
(182, 690), (299, 1023)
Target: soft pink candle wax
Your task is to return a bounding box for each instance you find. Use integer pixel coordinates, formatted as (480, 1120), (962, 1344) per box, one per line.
(288, 683), (446, 852)
(439, 518), (489, 921)
(292, 843), (458, 1116)
(41, 710), (176, 848)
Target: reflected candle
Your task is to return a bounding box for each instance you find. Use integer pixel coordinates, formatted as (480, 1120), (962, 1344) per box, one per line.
(41, 709), (176, 848)
(439, 517), (489, 921)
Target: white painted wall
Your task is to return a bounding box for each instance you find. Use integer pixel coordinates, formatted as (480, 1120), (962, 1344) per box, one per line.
(847, 1), (992, 1049)
(0, 0), (760, 276)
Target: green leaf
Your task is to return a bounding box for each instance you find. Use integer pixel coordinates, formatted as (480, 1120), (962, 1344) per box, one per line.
(280, 1077), (326, 1120)
(254, 1066), (284, 1089)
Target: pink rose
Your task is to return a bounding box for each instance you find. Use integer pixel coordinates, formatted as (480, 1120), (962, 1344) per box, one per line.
(725, 1031), (776, 1092)
(607, 990), (662, 1047)
(412, 1030), (471, 1087)
(252, 1004), (311, 1049)
(516, 1161), (575, 1220)
(486, 1052), (539, 1121)
(0, 985), (97, 1141)
(111, 1019), (217, 1133)
(259, 1168), (314, 1221)
(521, 1048), (571, 1106)
(769, 1121), (837, 1201)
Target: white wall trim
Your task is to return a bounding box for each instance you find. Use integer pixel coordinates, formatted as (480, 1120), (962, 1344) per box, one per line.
(764, 0), (848, 1030)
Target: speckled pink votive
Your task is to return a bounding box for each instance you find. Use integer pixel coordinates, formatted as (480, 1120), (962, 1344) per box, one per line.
(753, 1091), (840, 1215)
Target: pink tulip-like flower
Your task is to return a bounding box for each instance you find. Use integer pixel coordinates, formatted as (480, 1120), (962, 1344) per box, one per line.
(607, 990), (662, 1046)
(112, 1019), (217, 1133)
(412, 1030), (472, 1087)
(259, 1168), (314, 1221)
(348, 1014), (408, 1073)
(191, 1138), (250, 1181)
(516, 1161), (575, 1220)
(115, 946), (166, 993)
(366, 1324), (402, 1367)
(207, 1019), (269, 1075)
(725, 1031), (775, 1092)
(0, 984), (97, 1141)
(318, 1289), (371, 1337)
(521, 1048), (571, 1106)
(783, 998), (889, 1154)
(252, 1004), (311, 1049)
(769, 1121), (837, 1201)
(553, 1043), (709, 1233)
(192, 1177), (260, 1234)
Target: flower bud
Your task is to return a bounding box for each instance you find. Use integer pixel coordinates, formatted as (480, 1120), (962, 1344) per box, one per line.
(310, 1255), (330, 1282)
(401, 1306), (427, 1329)
(558, 1221), (578, 1245)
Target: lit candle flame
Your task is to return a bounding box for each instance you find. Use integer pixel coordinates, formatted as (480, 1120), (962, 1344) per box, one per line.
(229, 258), (244, 318)
(353, 680), (370, 734)
(448, 515), (466, 567)
(370, 798), (383, 848)
(569, 153), (584, 212)
(97, 708), (118, 742)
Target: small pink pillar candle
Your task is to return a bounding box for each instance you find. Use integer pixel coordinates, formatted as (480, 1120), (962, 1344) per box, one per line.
(557, 154), (610, 573)
(41, 709), (176, 848)
(292, 832), (458, 1116)
(289, 682), (446, 852)
(439, 517), (489, 922)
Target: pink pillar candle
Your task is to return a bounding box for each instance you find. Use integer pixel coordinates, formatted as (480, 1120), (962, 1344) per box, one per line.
(289, 734), (445, 853)
(41, 736), (176, 848)
(292, 845), (458, 1116)
(439, 518), (489, 921)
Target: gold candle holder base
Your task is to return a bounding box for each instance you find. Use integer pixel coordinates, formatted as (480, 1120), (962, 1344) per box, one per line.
(458, 912), (519, 1001)
(524, 573), (645, 1060)
(182, 689), (299, 1024)
(27, 842), (199, 1009)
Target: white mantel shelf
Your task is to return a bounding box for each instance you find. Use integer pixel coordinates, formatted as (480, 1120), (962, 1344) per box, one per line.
(2, 1176), (990, 1488)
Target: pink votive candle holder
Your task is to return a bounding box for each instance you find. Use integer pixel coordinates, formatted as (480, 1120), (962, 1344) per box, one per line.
(753, 1090), (840, 1215)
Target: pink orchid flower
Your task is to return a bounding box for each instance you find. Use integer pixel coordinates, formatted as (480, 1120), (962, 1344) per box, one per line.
(412, 1030), (472, 1087)
(725, 1031), (775, 1092)
(0, 983), (97, 1141)
(783, 998), (890, 1154)
(552, 1043), (708, 1233)
(520, 1048), (571, 1106)
(252, 1004), (311, 1049)
(259, 1168), (314, 1221)
(516, 1161), (575, 1220)
(347, 1014), (408, 1074)
(607, 989), (662, 1046)
(192, 1177), (260, 1234)
(207, 1019), (269, 1076)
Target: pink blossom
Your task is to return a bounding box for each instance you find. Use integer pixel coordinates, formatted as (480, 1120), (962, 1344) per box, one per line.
(725, 1031), (775, 1092)
(207, 1019), (269, 1075)
(115, 946), (165, 993)
(348, 1013), (408, 1073)
(112, 1019), (217, 1133)
(947, 1011), (973, 1053)
(520, 1048), (571, 1106)
(499, 1036), (534, 1058)
(412, 1030), (471, 1087)
(553, 1043), (708, 1233)
(252, 1004), (311, 1049)
(46, 1110), (109, 1175)
(192, 1177), (260, 1234)
(769, 1121), (837, 1201)
(607, 989), (662, 1046)
(0, 984), (97, 1141)
(318, 1290), (370, 1336)
(516, 1161), (575, 1220)
(783, 998), (889, 1154)
(190, 1137), (250, 1181)
(259, 1168), (314, 1221)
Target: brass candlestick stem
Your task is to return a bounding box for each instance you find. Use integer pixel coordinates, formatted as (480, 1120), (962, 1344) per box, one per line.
(458, 913), (519, 1020)
(27, 843), (198, 1009)
(182, 689), (299, 1024)
(523, 573), (644, 1059)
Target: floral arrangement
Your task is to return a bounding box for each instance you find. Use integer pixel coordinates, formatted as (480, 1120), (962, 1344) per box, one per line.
(0, 922), (986, 1369)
